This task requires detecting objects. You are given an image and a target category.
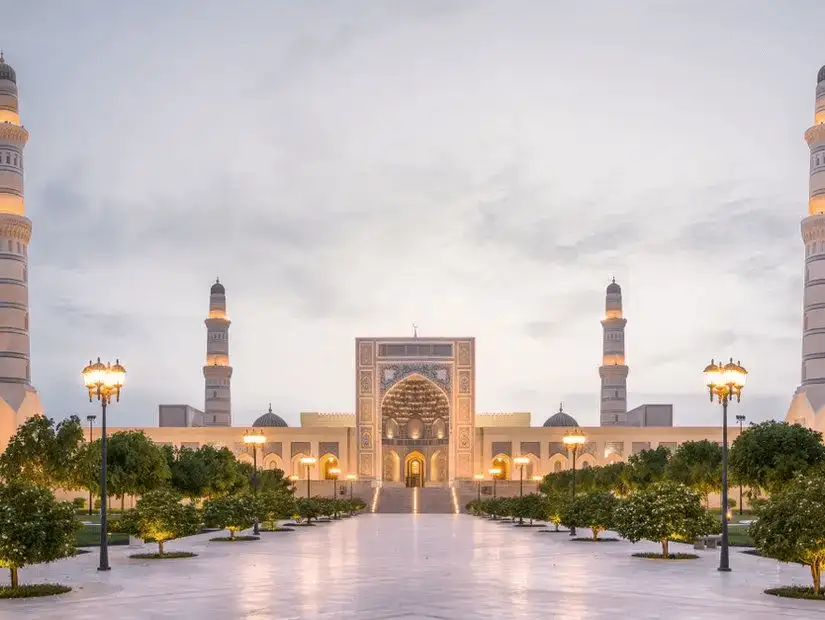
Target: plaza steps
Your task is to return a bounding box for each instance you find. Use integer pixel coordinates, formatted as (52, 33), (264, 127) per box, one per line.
(374, 485), (458, 514)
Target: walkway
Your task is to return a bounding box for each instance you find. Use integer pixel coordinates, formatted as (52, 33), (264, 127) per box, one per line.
(1, 515), (824, 619)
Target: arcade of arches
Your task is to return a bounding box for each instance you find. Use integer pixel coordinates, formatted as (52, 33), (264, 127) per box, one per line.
(382, 375), (449, 486)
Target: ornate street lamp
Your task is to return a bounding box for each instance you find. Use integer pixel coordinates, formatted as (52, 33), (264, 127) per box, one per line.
(346, 473), (356, 502)
(704, 357), (747, 573)
(473, 473), (484, 502)
(86, 414), (96, 516)
(329, 467), (341, 518)
(300, 456), (317, 498)
(513, 456), (530, 498)
(735, 414), (746, 515)
(81, 357), (126, 572)
(488, 467), (502, 498)
(563, 428), (586, 537)
(243, 429), (266, 535)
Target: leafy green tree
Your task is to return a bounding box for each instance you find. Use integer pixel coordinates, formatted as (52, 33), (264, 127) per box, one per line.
(107, 431), (170, 510)
(202, 494), (255, 539)
(163, 445), (208, 500)
(116, 489), (202, 556)
(623, 446), (671, 490)
(296, 497), (320, 523)
(257, 489), (296, 529)
(71, 439), (101, 500)
(0, 480), (80, 589)
(544, 492), (567, 531)
(538, 470), (574, 496)
(750, 475), (825, 594)
(666, 440), (722, 505)
(730, 421), (825, 496)
(613, 481), (716, 558)
(257, 468), (292, 494)
(512, 493), (545, 525)
(199, 445), (244, 498)
(563, 491), (618, 540)
(593, 462), (631, 496)
(0, 414), (85, 489)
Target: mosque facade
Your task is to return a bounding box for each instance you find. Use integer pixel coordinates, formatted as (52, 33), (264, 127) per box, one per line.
(0, 54), (823, 493)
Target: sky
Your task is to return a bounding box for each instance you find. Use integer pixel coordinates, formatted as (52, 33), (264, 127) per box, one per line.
(1, 1), (823, 427)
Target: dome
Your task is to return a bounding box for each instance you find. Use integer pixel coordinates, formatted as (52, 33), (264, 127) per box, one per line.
(210, 278), (225, 295)
(543, 403), (579, 427)
(818, 65), (825, 85)
(253, 405), (288, 428)
(0, 53), (15, 84)
(606, 277), (621, 294)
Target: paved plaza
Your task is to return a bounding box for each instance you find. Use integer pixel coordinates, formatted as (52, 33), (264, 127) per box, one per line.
(1, 515), (824, 619)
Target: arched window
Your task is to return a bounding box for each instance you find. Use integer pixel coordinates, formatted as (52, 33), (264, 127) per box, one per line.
(553, 461), (562, 473)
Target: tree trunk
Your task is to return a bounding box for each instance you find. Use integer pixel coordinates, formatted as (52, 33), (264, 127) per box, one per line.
(661, 540), (669, 559)
(120, 494), (125, 512)
(554, 522), (559, 532)
(812, 561), (821, 595)
(593, 527), (601, 541)
(9, 567), (17, 589)
(158, 540), (165, 556)
(229, 528), (235, 540)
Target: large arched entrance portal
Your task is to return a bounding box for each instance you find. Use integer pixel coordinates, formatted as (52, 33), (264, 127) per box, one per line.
(381, 375), (450, 486)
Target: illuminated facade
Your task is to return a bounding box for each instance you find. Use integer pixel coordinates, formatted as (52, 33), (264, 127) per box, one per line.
(0, 54), (42, 447)
(786, 65), (825, 434)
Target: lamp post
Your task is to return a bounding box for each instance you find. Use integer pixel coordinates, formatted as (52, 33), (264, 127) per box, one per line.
(513, 456), (530, 498)
(243, 429), (266, 535)
(300, 456), (317, 498)
(329, 467), (341, 518)
(488, 467), (501, 498)
(86, 414), (97, 516)
(704, 357), (747, 573)
(81, 357), (126, 572)
(563, 428), (586, 537)
(346, 473), (356, 502)
(735, 414), (746, 515)
(473, 473), (484, 502)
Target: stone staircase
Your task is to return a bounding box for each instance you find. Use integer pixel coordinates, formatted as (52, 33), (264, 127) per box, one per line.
(418, 487), (456, 514)
(374, 485), (413, 513)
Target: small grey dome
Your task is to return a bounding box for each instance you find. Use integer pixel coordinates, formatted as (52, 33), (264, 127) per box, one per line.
(818, 65), (825, 84)
(210, 278), (225, 295)
(606, 277), (621, 294)
(253, 404), (288, 428)
(543, 403), (579, 428)
(0, 53), (16, 84)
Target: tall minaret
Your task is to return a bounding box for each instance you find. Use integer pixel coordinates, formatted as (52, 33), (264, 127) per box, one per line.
(796, 66), (825, 413)
(0, 53), (42, 450)
(203, 279), (232, 426)
(599, 278), (628, 426)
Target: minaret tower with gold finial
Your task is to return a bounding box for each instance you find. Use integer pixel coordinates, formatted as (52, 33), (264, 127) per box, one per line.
(203, 278), (232, 426)
(599, 278), (628, 426)
(0, 52), (42, 451)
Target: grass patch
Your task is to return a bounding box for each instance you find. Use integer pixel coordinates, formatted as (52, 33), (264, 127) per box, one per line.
(259, 527), (295, 532)
(209, 535), (260, 542)
(75, 526), (129, 547)
(0, 584), (72, 598)
(572, 537), (620, 542)
(632, 552), (699, 560)
(765, 586), (825, 600)
(129, 551), (198, 559)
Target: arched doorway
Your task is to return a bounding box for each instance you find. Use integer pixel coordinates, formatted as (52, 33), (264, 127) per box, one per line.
(319, 454), (339, 479)
(383, 450), (401, 482)
(491, 455), (510, 480)
(405, 451), (426, 487)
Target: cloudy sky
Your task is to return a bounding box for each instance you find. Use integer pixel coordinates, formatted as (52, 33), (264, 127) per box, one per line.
(2, 1), (823, 427)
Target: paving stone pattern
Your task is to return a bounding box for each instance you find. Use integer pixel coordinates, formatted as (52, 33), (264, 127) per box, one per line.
(1, 515), (824, 619)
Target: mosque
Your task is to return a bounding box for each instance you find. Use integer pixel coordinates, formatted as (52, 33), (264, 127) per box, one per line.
(0, 53), (823, 493)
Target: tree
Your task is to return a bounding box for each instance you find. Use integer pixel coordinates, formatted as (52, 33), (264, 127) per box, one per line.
(116, 489), (202, 556)
(563, 491), (619, 540)
(544, 492), (567, 531)
(623, 446), (671, 490)
(202, 494), (255, 539)
(613, 481), (716, 558)
(0, 414), (85, 489)
(107, 431), (170, 510)
(257, 489), (296, 529)
(71, 439), (101, 499)
(730, 421), (825, 496)
(198, 445), (244, 498)
(295, 497), (320, 523)
(511, 493), (545, 525)
(257, 468), (292, 494)
(666, 440), (722, 505)
(749, 475), (825, 594)
(164, 445), (208, 500)
(593, 462), (631, 496)
(0, 480), (80, 589)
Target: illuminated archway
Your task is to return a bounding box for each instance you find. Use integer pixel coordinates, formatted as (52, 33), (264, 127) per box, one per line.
(319, 454), (339, 480)
(381, 375), (450, 441)
(263, 453), (283, 471)
(491, 455), (510, 480)
(405, 450), (426, 487)
(430, 450), (447, 483)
